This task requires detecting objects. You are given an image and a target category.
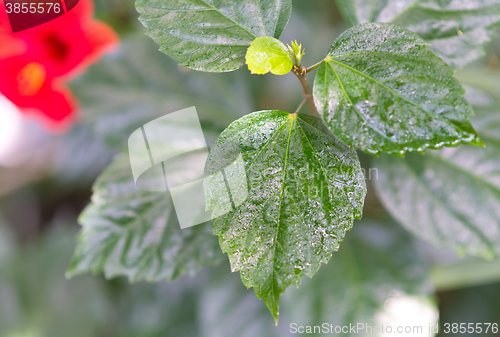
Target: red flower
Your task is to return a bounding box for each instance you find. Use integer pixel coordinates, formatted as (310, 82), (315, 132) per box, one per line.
(0, 0), (118, 130)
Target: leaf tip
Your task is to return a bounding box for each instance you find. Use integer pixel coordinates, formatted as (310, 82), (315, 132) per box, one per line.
(262, 287), (281, 325)
(267, 303), (280, 326)
(470, 137), (486, 148)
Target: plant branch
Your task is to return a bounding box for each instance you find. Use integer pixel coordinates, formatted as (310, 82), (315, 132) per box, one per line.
(293, 65), (318, 116)
(295, 97), (308, 114)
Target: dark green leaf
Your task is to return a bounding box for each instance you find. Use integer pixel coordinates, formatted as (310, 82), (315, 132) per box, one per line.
(204, 110), (366, 322)
(373, 98), (500, 259)
(198, 219), (432, 336)
(70, 36), (253, 149)
(336, 0), (500, 68)
(66, 150), (224, 282)
(313, 23), (482, 156)
(135, 0), (292, 72)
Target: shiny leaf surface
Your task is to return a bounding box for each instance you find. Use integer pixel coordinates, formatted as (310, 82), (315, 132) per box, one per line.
(313, 23), (482, 156)
(198, 219), (432, 336)
(135, 0), (292, 72)
(204, 110), (366, 322)
(373, 87), (500, 259)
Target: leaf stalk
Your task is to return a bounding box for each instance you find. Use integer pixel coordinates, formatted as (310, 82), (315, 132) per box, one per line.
(292, 65), (318, 116)
(305, 58), (326, 73)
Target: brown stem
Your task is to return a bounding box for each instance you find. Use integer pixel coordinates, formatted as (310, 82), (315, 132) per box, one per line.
(293, 66), (318, 116)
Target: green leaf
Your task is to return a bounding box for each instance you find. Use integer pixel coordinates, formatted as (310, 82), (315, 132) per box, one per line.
(373, 101), (500, 259)
(198, 219), (432, 336)
(70, 36), (253, 149)
(135, 0), (292, 72)
(336, 0), (500, 68)
(313, 22), (482, 156)
(204, 110), (367, 322)
(66, 150), (224, 282)
(245, 36), (293, 75)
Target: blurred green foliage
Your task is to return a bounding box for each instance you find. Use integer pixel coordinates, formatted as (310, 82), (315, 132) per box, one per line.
(1, 0), (500, 336)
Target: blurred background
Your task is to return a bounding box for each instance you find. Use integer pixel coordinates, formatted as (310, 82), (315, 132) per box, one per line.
(0, 0), (500, 336)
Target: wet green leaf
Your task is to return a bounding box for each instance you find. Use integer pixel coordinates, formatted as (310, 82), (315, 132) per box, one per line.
(374, 95), (500, 259)
(135, 0), (292, 72)
(245, 36), (293, 75)
(336, 0), (500, 68)
(204, 110), (366, 322)
(66, 150), (224, 282)
(198, 219), (432, 336)
(313, 23), (482, 156)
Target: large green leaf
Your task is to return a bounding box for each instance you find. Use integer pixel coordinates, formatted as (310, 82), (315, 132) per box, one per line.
(336, 0), (500, 68)
(313, 23), (482, 156)
(204, 110), (367, 322)
(70, 36), (253, 149)
(66, 150), (224, 282)
(373, 95), (500, 259)
(135, 0), (292, 72)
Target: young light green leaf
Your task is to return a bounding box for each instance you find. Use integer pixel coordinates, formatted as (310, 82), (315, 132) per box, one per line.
(135, 0), (292, 72)
(66, 150), (224, 282)
(336, 0), (500, 68)
(245, 36), (293, 75)
(204, 110), (367, 323)
(373, 102), (500, 259)
(313, 23), (482, 156)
